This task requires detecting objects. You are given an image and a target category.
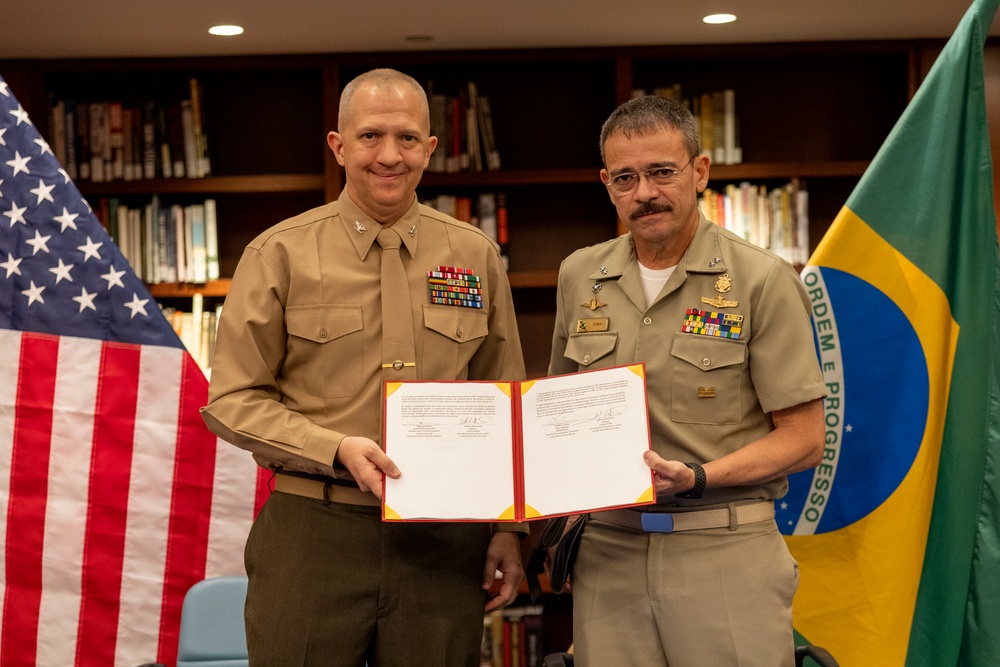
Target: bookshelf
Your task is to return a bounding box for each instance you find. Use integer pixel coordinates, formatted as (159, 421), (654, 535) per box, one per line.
(6, 42), (926, 377)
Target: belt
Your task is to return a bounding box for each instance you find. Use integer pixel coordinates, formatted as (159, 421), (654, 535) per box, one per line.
(591, 500), (774, 533)
(273, 472), (381, 507)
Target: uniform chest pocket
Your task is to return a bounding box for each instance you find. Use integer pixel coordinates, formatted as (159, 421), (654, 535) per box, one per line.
(285, 304), (363, 398)
(563, 332), (618, 369)
(670, 333), (746, 424)
(422, 305), (489, 373)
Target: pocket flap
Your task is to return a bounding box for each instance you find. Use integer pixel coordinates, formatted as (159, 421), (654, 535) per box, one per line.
(564, 332), (618, 366)
(286, 305), (363, 344)
(423, 305), (488, 343)
(671, 334), (745, 371)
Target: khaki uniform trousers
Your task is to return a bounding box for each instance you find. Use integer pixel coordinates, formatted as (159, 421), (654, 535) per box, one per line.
(243, 491), (493, 667)
(572, 511), (799, 667)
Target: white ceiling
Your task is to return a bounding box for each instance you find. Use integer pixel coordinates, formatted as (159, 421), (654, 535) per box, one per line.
(3, 0), (999, 60)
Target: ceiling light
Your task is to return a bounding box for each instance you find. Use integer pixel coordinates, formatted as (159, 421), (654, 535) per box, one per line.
(405, 35), (434, 43)
(209, 25), (244, 36)
(703, 14), (737, 25)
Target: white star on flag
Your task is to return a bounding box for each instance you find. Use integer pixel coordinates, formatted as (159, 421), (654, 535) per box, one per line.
(20, 279), (45, 305)
(48, 258), (74, 284)
(5, 149), (30, 175)
(26, 230), (52, 255)
(29, 178), (55, 204)
(54, 207), (79, 231)
(124, 292), (149, 318)
(77, 236), (102, 261)
(72, 286), (98, 312)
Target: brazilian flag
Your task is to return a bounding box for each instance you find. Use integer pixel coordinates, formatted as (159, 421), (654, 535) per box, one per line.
(778, 0), (1000, 664)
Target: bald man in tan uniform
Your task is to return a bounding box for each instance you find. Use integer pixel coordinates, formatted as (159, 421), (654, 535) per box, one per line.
(202, 68), (526, 666)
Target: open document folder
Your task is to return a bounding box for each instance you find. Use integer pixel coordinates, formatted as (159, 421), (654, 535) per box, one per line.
(382, 364), (655, 522)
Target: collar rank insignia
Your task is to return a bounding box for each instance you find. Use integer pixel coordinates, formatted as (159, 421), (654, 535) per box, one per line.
(354, 220), (367, 234)
(427, 266), (483, 309)
(682, 308), (744, 340)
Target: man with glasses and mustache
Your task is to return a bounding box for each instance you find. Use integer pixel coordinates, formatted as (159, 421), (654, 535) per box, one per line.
(546, 94), (827, 666)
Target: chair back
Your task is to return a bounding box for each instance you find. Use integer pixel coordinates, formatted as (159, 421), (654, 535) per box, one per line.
(176, 575), (249, 667)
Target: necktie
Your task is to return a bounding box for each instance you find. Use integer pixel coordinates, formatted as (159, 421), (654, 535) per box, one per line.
(377, 226), (417, 381)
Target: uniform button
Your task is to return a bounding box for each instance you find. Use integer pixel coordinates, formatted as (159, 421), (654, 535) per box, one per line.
(583, 354), (592, 364)
(702, 357), (712, 367)
(319, 329), (328, 339)
(643, 317), (652, 325)
(456, 329), (464, 339)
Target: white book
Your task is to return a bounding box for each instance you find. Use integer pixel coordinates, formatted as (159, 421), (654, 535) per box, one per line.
(204, 198), (220, 281)
(171, 204), (187, 283)
(188, 203), (207, 283)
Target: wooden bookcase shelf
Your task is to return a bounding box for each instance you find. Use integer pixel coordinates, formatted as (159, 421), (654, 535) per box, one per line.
(2, 42), (930, 376)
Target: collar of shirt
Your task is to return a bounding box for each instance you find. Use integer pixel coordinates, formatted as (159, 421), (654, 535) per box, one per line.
(338, 190), (422, 261)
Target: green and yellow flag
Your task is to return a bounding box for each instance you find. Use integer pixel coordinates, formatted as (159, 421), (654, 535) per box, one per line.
(778, 0), (1000, 664)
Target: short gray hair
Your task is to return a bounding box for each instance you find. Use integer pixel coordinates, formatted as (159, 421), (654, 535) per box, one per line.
(599, 95), (700, 166)
(338, 68), (430, 130)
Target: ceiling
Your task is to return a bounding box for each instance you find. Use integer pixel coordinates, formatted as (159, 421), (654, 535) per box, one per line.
(3, 0), (999, 60)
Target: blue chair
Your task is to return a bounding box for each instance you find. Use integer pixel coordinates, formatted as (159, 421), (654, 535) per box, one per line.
(176, 575), (250, 667)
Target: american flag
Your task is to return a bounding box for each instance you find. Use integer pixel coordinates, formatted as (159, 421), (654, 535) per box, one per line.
(0, 76), (263, 666)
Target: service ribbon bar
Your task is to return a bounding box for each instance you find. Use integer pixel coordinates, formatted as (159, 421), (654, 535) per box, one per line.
(428, 266), (484, 309)
(681, 308), (743, 339)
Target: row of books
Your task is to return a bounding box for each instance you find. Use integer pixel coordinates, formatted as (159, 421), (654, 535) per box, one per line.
(47, 77), (211, 183)
(422, 191), (510, 268)
(95, 196), (220, 285)
(700, 179), (809, 265)
(162, 294), (220, 376)
(427, 80), (501, 173)
(481, 605), (546, 667)
(635, 84), (742, 165)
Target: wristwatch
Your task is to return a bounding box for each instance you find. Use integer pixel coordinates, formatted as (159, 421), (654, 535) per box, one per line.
(675, 462), (706, 499)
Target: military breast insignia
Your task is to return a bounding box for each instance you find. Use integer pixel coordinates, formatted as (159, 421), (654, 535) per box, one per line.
(581, 297), (607, 311)
(427, 266), (483, 309)
(682, 308), (744, 339)
(701, 273), (738, 308)
(576, 317), (609, 333)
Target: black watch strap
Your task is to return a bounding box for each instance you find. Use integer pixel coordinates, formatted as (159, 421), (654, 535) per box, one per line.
(675, 462), (706, 499)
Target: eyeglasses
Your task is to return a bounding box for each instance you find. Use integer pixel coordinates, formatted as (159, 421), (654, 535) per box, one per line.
(603, 156), (697, 196)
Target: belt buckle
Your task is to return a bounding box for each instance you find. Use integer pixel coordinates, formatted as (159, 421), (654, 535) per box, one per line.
(640, 513), (674, 533)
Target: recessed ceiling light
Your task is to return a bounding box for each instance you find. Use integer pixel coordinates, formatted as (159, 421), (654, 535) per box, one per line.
(209, 25), (244, 37)
(703, 14), (737, 25)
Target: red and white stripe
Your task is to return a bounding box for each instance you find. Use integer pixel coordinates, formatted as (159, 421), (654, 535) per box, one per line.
(0, 330), (259, 666)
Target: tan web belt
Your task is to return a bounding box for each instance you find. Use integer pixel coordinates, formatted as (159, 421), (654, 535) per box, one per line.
(273, 472), (381, 507)
(591, 500), (774, 533)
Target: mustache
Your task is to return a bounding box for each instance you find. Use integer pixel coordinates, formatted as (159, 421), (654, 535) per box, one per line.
(630, 202), (672, 220)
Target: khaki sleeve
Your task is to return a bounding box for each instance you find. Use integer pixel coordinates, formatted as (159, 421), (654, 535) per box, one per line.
(200, 247), (343, 475)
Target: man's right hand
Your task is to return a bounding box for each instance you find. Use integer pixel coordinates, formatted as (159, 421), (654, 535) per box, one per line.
(334, 436), (401, 499)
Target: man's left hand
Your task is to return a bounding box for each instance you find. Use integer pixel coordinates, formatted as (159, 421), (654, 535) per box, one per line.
(482, 532), (524, 612)
(644, 450), (697, 495)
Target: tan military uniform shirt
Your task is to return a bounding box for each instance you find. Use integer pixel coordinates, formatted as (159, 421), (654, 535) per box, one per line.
(549, 213), (826, 505)
(202, 191), (526, 480)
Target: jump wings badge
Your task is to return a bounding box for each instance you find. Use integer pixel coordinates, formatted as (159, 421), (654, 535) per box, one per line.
(701, 273), (738, 309)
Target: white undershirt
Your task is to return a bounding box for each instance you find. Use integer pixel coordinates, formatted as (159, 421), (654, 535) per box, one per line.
(638, 262), (676, 308)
